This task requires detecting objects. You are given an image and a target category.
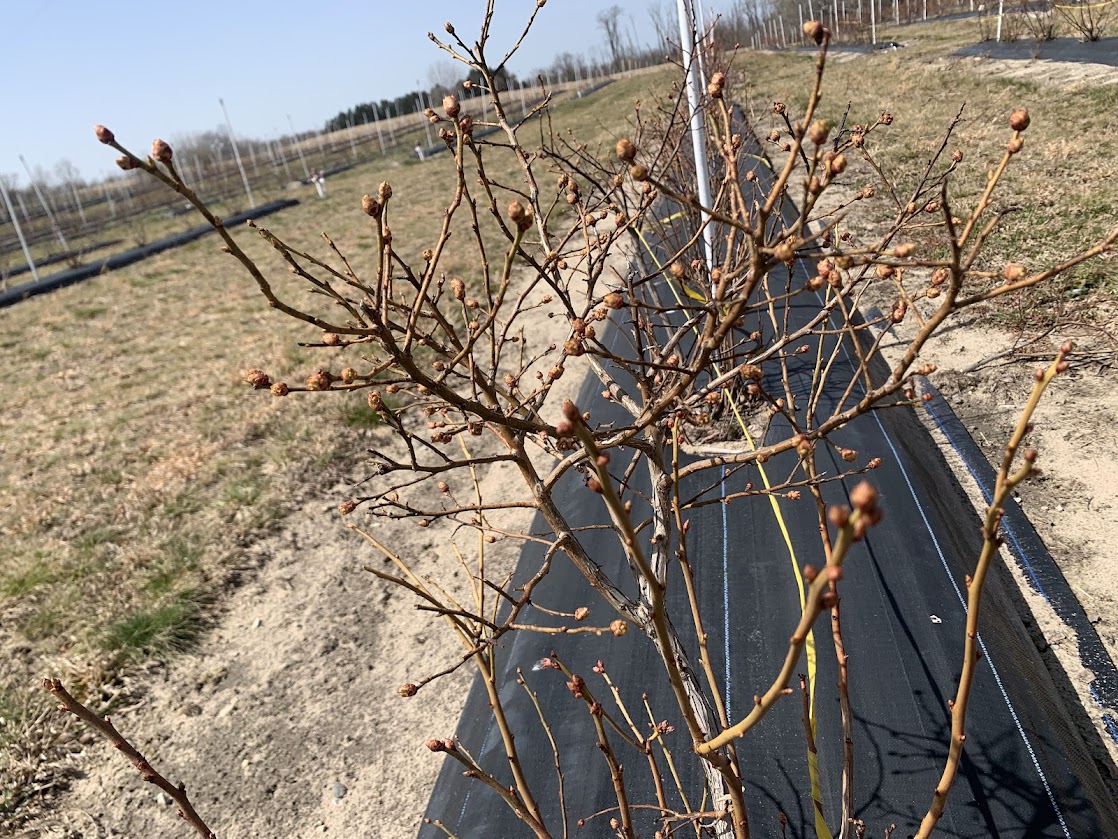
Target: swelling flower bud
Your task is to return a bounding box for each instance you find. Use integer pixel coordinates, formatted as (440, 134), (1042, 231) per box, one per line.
(93, 124), (115, 144)
(807, 119), (830, 146)
(115, 155), (138, 171)
(361, 194), (382, 217)
(707, 71), (726, 98)
(244, 369), (271, 389)
(803, 20), (824, 44)
(151, 139), (173, 164)
(443, 95), (460, 119)
(1009, 108), (1030, 132)
(616, 138), (637, 163)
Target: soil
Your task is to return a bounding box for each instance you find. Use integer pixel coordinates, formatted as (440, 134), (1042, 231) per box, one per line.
(12, 63), (1118, 839)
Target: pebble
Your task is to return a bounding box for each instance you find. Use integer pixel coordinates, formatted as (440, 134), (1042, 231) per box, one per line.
(156, 791), (173, 806)
(252, 618), (262, 629)
(333, 781), (348, 799)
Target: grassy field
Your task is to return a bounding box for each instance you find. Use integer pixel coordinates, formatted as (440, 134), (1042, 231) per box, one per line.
(735, 18), (1117, 316)
(0, 67), (670, 815)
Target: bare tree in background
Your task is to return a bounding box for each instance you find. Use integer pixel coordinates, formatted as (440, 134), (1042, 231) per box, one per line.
(647, 0), (673, 49)
(427, 60), (461, 94)
(598, 4), (625, 69)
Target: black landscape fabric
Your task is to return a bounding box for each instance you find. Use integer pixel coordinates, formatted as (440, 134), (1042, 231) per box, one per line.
(418, 128), (1118, 837)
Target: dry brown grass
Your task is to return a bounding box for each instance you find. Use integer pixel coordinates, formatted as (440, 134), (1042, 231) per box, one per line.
(736, 19), (1117, 320)
(0, 67), (673, 817)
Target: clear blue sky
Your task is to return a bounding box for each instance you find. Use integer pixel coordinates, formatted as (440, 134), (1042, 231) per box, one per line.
(1, 1), (659, 186)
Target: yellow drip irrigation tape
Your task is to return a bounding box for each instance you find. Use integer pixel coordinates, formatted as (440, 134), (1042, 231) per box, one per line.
(634, 222), (833, 839)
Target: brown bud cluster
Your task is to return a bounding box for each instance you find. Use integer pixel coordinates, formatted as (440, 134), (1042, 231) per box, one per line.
(94, 124), (115, 144)
(1009, 108), (1030, 132)
(443, 95), (460, 119)
(803, 19), (824, 44)
(338, 500), (357, 516)
(270, 381), (289, 397)
(616, 138), (637, 163)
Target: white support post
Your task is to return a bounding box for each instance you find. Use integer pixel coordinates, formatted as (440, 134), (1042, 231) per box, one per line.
(219, 99), (256, 209)
(287, 115), (312, 179)
(676, 0), (715, 272)
(19, 155), (68, 253)
(0, 176), (38, 285)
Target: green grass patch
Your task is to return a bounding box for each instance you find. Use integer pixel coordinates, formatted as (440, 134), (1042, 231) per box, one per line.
(339, 399), (383, 429)
(101, 596), (204, 659)
(0, 562), (56, 599)
(70, 305), (107, 321)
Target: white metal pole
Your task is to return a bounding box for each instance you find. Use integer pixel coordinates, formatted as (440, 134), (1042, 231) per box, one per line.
(101, 182), (117, 220)
(345, 117), (359, 160)
(287, 115), (312, 179)
(676, 0), (715, 271)
(69, 182), (88, 228)
(371, 105), (386, 154)
(870, 0), (877, 44)
(996, 0), (1004, 40)
(0, 176), (38, 284)
(693, 0), (710, 93)
(19, 155), (68, 253)
(219, 99), (256, 209)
